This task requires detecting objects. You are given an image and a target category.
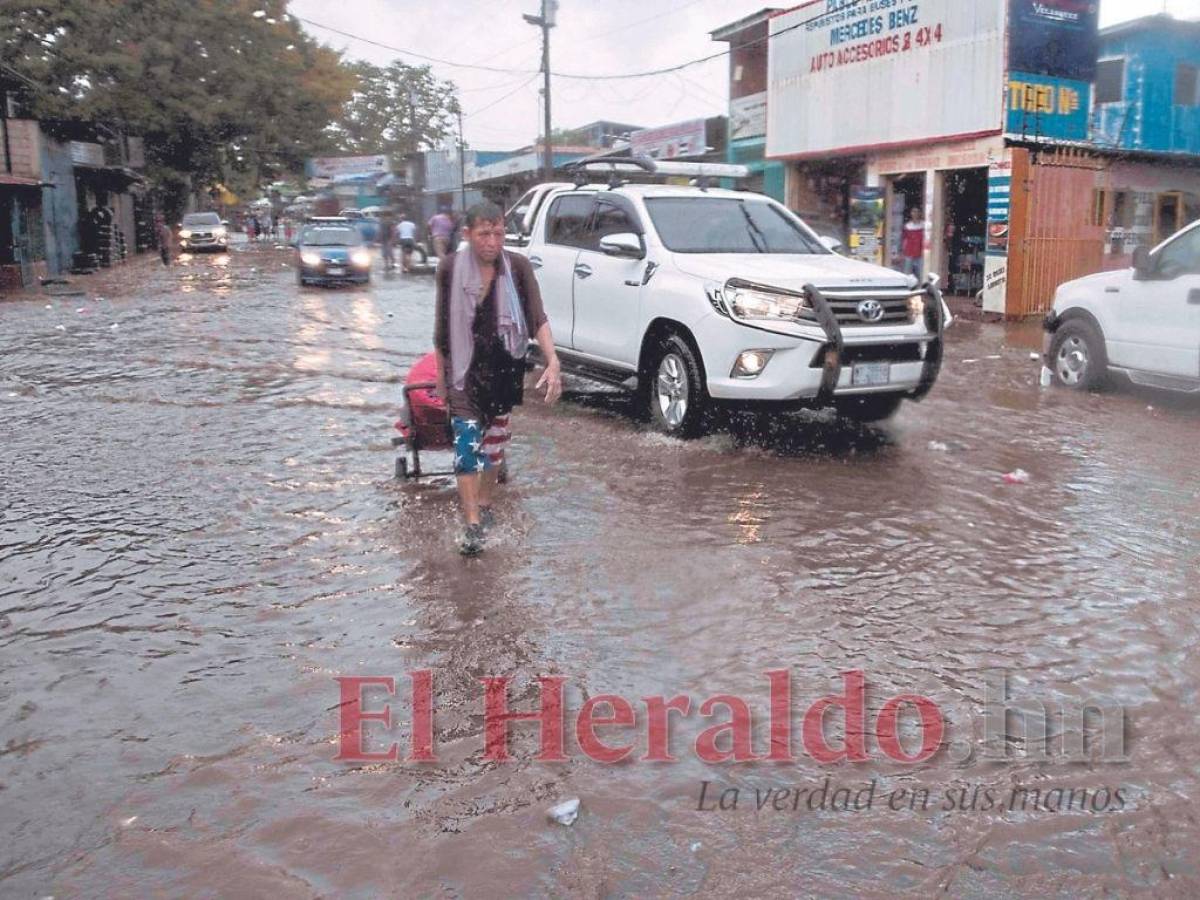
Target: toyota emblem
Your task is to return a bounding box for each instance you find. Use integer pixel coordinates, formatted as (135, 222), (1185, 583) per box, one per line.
(857, 299), (885, 323)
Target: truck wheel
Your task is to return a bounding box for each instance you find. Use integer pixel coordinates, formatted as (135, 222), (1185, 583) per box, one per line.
(1050, 320), (1108, 390)
(835, 394), (904, 423)
(648, 334), (707, 437)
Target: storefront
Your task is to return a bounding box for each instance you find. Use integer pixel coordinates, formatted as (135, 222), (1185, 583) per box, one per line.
(766, 0), (1008, 283)
(866, 135), (1006, 297)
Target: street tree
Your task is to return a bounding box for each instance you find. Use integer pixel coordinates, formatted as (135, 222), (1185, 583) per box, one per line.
(330, 60), (461, 165)
(0, 0), (356, 214)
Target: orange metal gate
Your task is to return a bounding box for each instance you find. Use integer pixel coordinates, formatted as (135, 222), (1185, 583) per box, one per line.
(1007, 147), (1108, 318)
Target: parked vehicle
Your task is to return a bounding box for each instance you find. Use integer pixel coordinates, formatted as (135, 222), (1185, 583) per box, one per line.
(1044, 219), (1200, 393)
(339, 207), (381, 244)
(510, 158), (950, 436)
(178, 212), (228, 253)
(296, 223), (371, 286)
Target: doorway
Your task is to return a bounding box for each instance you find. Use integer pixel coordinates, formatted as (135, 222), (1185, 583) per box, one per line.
(886, 173), (926, 269)
(942, 167), (988, 296)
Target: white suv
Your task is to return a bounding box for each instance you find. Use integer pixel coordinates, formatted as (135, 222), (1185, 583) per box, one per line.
(1044, 220), (1200, 393)
(510, 174), (951, 435)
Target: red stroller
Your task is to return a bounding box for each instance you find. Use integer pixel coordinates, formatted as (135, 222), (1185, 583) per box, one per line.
(393, 352), (454, 479)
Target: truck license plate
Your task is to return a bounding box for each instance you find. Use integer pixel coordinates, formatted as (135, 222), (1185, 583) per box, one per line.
(327, 266), (345, 276)
(851, 361), (890, 386)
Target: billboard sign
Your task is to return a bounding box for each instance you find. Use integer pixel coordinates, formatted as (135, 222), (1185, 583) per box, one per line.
(1005, 71), (1091, 140)
(767, 0), (1007, 158)
(308, 155), (390, 180)
(630, 119), (708, 159)
(1008, 0), (1099, 81)
(730, 92), (768, 141)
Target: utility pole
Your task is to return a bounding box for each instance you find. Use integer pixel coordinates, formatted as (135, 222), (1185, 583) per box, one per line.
(523, 0), (557, 181)
(456, 107), (467, 214)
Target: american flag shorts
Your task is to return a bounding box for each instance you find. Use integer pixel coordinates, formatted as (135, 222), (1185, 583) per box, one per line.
(451, 415), (511, 475)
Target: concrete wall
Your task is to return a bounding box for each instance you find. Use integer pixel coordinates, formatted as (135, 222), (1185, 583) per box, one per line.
(3, 118), (41, 178)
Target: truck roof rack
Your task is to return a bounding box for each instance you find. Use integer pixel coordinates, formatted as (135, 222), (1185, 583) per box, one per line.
(563, 156), (657, 189)
(561, 155), (753, 190)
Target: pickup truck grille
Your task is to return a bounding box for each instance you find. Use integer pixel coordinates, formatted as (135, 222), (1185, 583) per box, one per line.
(801, 286), (916, 327)
(827, 297), (911, 326)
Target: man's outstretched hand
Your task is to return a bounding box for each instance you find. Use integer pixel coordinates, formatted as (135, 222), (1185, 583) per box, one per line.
(536, 360), (562, 405)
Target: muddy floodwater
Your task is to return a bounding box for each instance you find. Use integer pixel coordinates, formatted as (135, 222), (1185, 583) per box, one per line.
(2, 245), (1199, 897)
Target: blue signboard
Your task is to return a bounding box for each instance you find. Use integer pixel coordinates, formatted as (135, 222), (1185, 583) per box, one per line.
(1006, 71), (1091, 141)
(1008, 0), (1099, 81)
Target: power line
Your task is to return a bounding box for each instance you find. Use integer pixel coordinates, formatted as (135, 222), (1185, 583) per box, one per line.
(463, 74), (540, 120)
(294, 0), (864, 83)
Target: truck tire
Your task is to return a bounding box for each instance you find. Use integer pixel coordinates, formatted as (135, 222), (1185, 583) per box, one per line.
(835, 394), (904, 423)
(648, 334), (707, 437)
(1050, 319), (1108, 390)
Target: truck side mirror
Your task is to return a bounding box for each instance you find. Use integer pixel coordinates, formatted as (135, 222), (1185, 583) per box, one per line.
(1132, 246), (1154, 279)
(599, 232), (645, 259)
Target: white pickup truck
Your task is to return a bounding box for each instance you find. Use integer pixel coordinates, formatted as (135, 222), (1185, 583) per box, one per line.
(507, 164), (951, 435)
(1044, 219), (1200, 393)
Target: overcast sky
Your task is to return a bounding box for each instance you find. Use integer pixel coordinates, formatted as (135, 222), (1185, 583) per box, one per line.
(287, 0), (1199, 150)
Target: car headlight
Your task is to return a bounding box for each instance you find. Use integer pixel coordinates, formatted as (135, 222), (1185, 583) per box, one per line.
(301, 252), (321, 266)
(727, 285), (812, 322)
(179, 229), (192, 239)
(214, 227), (227, 239)
(350, 250), (370, 267)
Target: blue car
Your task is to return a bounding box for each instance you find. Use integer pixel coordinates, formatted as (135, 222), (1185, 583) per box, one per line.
(296, 223), (371, 286)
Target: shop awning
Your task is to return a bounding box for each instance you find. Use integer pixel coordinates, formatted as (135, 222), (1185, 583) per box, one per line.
(0, 174), (51, 188)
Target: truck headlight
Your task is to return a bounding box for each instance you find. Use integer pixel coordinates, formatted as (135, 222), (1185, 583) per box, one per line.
(213, 226), (227, 239)
(731, 349), (775, 378)
(179, 229), (192, 238)
(301, 252), (321, 266)
(727, 285), (812, 322)
(350, 250), (370, 267)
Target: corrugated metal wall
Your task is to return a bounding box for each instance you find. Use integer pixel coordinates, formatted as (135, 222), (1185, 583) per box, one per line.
(1007, 147), (1108, 317)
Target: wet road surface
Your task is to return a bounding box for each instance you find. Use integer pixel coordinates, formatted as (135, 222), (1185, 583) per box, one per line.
(2, 245), (1200, 897)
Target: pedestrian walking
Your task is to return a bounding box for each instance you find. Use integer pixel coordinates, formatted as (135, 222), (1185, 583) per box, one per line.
(433, 201), (562, 555)
(900, 207), (925, 281)
(398, 212), (417, 272)
(156, 215), (173, 266)
(428, 207), (454, 259)
(247, 215), (257, 242)
(380, 211), (397, 271)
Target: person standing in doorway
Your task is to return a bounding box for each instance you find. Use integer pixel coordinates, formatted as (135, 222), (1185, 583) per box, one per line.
(428, 207), (454, 259)
(433, 201), (562, 555)
(900, 207), (925, 281)
(397, 212), (418, 272)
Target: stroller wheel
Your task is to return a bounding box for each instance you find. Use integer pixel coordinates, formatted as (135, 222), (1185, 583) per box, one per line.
(395, 457), (409, 479)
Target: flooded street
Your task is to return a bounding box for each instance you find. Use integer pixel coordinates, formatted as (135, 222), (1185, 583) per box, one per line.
(3, 244), (1200, 897)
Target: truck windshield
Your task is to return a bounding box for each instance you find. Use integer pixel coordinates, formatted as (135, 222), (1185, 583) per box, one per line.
(183, 213), (221, 226)
(301, 227), (360, 247)
(645, 197), (828, 255)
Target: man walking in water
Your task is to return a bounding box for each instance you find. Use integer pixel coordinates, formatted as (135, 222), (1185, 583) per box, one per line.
(433, 202), (562, 555)
(397, 212), (418, 273)
(428, 207), (455, 259)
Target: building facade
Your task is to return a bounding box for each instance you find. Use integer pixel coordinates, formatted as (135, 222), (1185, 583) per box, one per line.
(711, 9), (785, 202)
(764, 0), (1200, 317)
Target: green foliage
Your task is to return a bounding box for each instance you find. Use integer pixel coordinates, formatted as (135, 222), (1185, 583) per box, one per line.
(329, 60), (461, 163)
(0, 0), (356, 206)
